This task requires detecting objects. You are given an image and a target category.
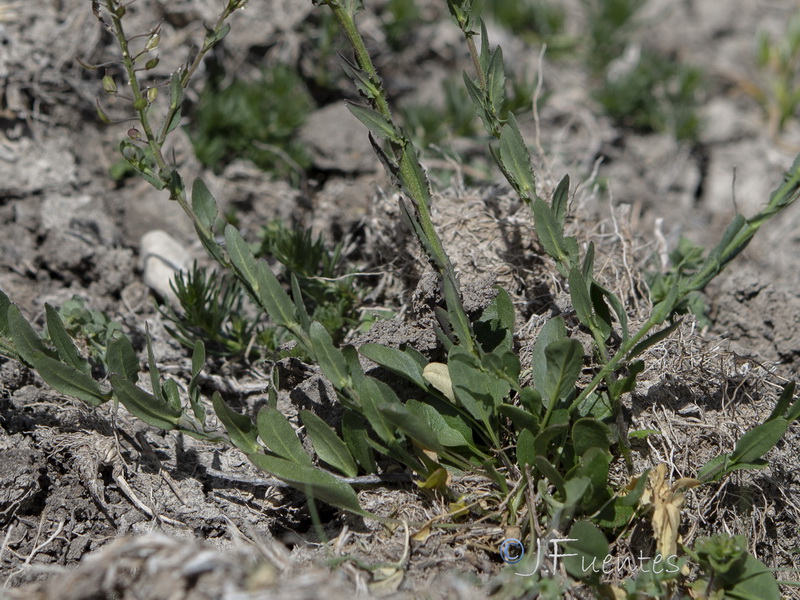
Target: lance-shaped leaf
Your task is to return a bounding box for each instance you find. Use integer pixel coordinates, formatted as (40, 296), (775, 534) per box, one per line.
(359, 343), (428, 390)
(257, 407), (312, 466)
(111, 375), (182, 430)
(212, 391), (260, 454)
(45, 304), (91, 375)
(552, 174), (570, 227)
(247, 453), (366, 516)
(105, 330), (139, 382)
(300, 410), (358, 477)
(7, 305), (57, 364)
(224, 225), (298, 329)
(191, 178), (218, 231)
(342, 409), (377, 473)
(309, 321), (350, 390)
(542, 338), (584, 406)
(33, 354), (110, 406)
(499, 115), (536, 201)
(346, 102), (399, 142)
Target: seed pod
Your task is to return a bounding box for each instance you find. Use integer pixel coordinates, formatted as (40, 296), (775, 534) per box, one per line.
(102, 75), (117, 94)
(145, 57), (160, 70)
(145, 33), (160, 52)
(146, 87), (158, 103)
(127, 128), (142, 140)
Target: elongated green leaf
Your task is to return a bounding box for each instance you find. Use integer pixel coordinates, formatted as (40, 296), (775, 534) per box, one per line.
(568, 268), (594, 332)
(205, 22), (230, 47)
(45, 304), (90, 374)
(406, 399), (476, 449)
(145, 325), (161, 402)
(532, 317), (566, 394)
(563, 521), (609, 581)
(516, 428), (536, 467)
(211, 391), (260, 454)
(589, 283), (613, 341)
(358, 376), (400, 444)
(342, 409), (377, 473)
(552, 174), (570, 227)
(105, 331), (139, 382)
(254, 261), (298, 329)
(8, 305), (56, 364)
(290, 273), (311, 332)
(257, 407), (312, 466)
(627, 320), (681, 361)
(169, 71), (183, 110)
(572, 418), (611, 457)
(162, 378), (181, 413)
(191, 178), (217, 231)
(309, 321), (349, 390)
(499, 115), (535, 199)
(443, 275), (474, 352)
(534, 423), (568, 457)
(534, 455), (567, 498)
(448, 346), (500, 426)
(300, 410), (357, 477)
(486, 46), (506, 114)
(543, 338), (584, 405)
(346, 103), (399, 142)
(730, 418), (788, 464)
(378, 403), (445, 453)
(225, 225), (297, 328)
(532, 198), (572, 272)
(0, 289), (11, 336)
(247, 453), (366, 516)
(570, 446), (611, 511)
(359, 343), (427, 389)
(111, 375), (181, 430)
(767, 381), (796, 422)
(32, 354), (109, 406)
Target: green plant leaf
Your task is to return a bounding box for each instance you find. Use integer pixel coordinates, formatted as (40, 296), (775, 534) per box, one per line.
(572, 418), (611, 457)
(45, 304), (90, 375)
(342, 409), (377, 473)
(552, 174), (570, 227)
(532, 316), (566, 392)
(111, 374), (182, 430)
(211, 391), (260, 454)
(32, 354), (110, 406)
(378, 403), (445, 453)
(542, 338), (583, 405)
(247, 453), (366, 516)
(162, 378), (181, 414)
(359, 343), (428, 389)
(357, 377), (400, 444)
(568, 267), (595, 332)
(309, 321), (350, 390)
(346, 102), (399, 142)
(300, 410), (358, 477)
(448, 345), (505, 428)
(516, 428), (536, 467)
(486, 46), (506, 114)
(532, 198), (573, 272)
(534, 455), (567, 498)
(499, 114), (535, 201)
(225, 225), (298, 329)
(257, 407), (312, 466)
(563, 521), (610, 581)
(767, 381), (796, 422)
(7, 304), (57, 364)
(729, 418), (788, 464)
(498, 404), (538, 433)
(105, 330), (139, 382)
(406, 399), (476, 449)
(191, 178), (218, 230)
(534, 423), (568, 458)
(145, 325), (162, 402)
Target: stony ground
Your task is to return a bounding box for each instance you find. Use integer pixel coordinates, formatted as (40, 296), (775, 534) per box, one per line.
(1, 0), (799, 598)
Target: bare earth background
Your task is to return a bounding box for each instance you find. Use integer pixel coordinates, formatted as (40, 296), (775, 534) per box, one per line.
(1, 0), (799, 598)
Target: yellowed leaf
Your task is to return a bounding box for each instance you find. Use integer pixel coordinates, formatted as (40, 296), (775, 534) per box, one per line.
(369, 567), (404, 597)
(642, 464), (701, 558)
(423, 362), (455, 402)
